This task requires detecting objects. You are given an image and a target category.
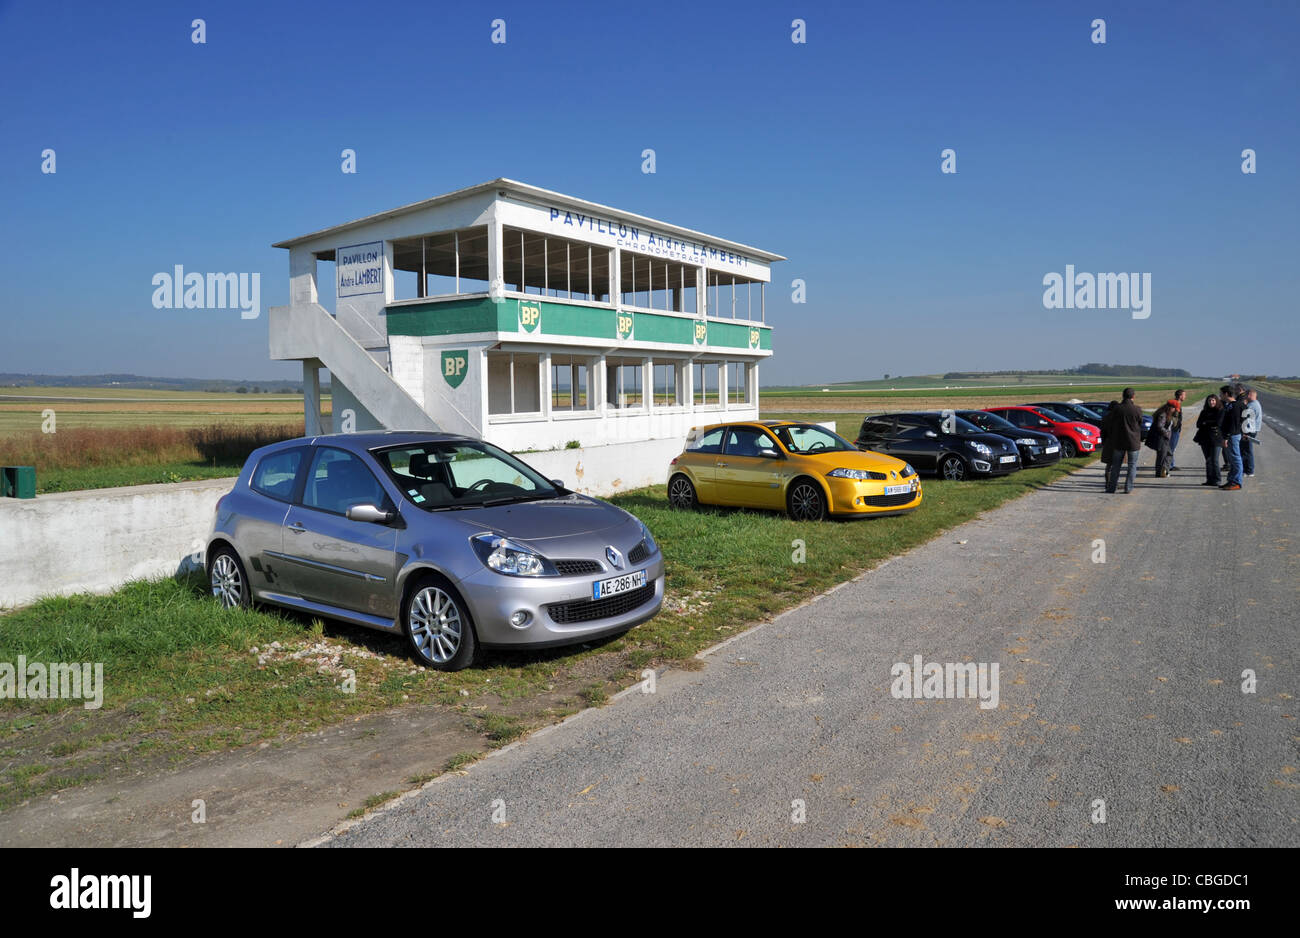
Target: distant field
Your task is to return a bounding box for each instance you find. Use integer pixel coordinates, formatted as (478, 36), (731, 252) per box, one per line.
(0, 387), (321, 435)
(765, 374), (1196, 393)
(762, 383), (1208, 417)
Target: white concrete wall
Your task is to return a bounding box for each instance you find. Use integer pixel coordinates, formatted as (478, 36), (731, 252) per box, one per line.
(0, 438), (686, 611)
(0, 478), (230, 610)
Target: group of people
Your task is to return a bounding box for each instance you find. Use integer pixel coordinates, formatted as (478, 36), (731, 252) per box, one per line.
(1189, 384), (1262, 489)
(1100, 385), (1262, 494)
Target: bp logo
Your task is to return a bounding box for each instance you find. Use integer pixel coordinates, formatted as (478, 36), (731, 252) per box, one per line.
(519, 300), (541, 333)
(693, 320), (707, 346)
(748, 328), (760, 350)
(441, 350), (469, 388)
(616, 311), (634, 341)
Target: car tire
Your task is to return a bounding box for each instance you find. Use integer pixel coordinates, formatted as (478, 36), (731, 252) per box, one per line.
(939, 455), (968, 481)
(402, 573), (478, 672)
(787, 478), (828, 521)
(209, 545), (251, 610)
(1060, 438), (1078, 458)
(667, 473), (699, 510)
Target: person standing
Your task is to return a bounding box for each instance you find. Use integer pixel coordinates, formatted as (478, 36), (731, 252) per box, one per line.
(1193, 394), (1222, 486)
(1218, 385), (1233, 474)
(1099, 399), (1120, 477)
(1241, 388), (1262, 477)
(1219, 386), (1245, 490)
(1105, 388), (1144, 494)
(1148, 402), (1175, 477)
(1167, 389), (1186, 470)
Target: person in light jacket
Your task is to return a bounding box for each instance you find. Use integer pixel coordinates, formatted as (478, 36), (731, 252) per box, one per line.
(1240, 388), (1262, 477)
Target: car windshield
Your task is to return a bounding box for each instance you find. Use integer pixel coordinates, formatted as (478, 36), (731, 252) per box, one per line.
(372, 440), (560, 510)
(773, 423), (856, 454)
(1058, 404), (1102, 421)
(947, 415), (987, 436)
(961, 411), (1016, 432)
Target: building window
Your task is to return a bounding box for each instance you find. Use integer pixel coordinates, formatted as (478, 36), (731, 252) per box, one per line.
(551, 357), (592, 411)
(487, 352), (541, 415)
(706, 270), (765, 322)
(652, 361), (681, 407)
(620, 252), (697, 313)
(607, 357), (644, 409)
(502, 227), (612, 302)
(693, 361), (721, 407)
(727, 362), (750, 404)
(391, 226), (490, 300)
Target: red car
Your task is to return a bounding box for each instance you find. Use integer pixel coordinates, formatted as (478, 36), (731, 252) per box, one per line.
(982, 406), (1099, 458)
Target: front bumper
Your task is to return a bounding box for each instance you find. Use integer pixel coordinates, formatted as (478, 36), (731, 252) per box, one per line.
(825, 475), (923, 515)
(456, 554), (666, 647)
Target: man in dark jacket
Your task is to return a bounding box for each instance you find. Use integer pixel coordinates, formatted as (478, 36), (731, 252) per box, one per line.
(1104, 388), (1145, 493)
(1219, 386), (1246, 490)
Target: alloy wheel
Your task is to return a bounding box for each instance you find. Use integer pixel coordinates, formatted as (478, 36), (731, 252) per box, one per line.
(789, 482), (825, 521)
(409, 586), (463, 664)
(941, 456), (967, 481)
(668, 475), (697, 510)
(210, 553), (243, 609)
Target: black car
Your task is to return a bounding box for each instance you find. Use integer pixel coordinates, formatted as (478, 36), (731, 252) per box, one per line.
(955, 410), (1062, 466)
(1080, 400), (1152, 440)
(1027, 401), (1106, 429)
(856, 412), (1021, 481)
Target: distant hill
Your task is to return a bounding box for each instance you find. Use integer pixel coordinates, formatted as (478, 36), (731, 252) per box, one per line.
(0, 373), (311, 394)
(943, 364), (1192, 379)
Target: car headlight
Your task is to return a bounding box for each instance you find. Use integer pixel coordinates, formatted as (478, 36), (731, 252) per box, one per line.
(470, 533), (557, 577)
(1014, 438), (1037, 446)
(638, 520), (657, 555)
(966, 441), (992, 455)
(827, 467), (886, 481)
(1078, 427), (1093, 436)
(902, 463), (915, 477)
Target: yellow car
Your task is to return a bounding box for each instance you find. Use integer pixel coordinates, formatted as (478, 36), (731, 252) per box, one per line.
(666, 420), (922, 521)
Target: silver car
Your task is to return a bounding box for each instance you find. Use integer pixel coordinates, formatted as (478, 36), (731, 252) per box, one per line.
(205, 432), (664, 671)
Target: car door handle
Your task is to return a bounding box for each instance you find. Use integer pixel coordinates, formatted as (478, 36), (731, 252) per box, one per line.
(716, 461), (728, 467)
(287, 522), (307, 534)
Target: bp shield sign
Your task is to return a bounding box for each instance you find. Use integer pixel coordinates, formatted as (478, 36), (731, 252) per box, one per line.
(693, 320), (707, 346)
(518, 300), (541, 333)
(749, 327), (760, 350)
(442, 350), (469, 388)
(616, 311), (634, 341)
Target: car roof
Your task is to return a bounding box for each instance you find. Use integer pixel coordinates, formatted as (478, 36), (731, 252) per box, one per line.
(265, 430), (477, 452)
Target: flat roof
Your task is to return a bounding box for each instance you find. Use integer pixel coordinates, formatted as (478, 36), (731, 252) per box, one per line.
(271, 178), (785, 262)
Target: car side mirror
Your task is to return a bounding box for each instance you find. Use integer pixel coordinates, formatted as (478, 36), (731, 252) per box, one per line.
(550, 479), (565, 489)
(347, 504), (395, 524)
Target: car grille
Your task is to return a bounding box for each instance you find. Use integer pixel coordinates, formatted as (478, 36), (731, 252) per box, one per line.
(555, 559), (602, 576)
(862, 491), (918, 508)
(628, 541), (650, 565)
(547, 582), (656, 624)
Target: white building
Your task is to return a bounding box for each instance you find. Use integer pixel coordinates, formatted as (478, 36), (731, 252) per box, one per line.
(269, 179), (783, 453)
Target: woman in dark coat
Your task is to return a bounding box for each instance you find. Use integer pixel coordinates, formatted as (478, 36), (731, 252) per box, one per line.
(1099, 399), (1120, 468)
(1193, 394), (1223, 486)
(1148, 403), (1174, 477)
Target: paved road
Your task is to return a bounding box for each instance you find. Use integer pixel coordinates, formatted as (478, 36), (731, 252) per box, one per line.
(327, 420), (1299, 848)
(1260, 392), (1300, 454)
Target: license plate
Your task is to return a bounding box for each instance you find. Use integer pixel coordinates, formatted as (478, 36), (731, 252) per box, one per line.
(884, 483), (912, 495)
(593, 569), (647, 599)
(1045, 445), (1059, 454)
(999, 455), (1017, 463)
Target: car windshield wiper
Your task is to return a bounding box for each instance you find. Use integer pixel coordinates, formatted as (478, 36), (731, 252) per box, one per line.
(480, 492), (560, 507)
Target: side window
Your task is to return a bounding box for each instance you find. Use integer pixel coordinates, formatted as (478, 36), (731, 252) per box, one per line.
(859, 418), (894, 438)
(302, 447), (389, 516)
(687, 427), (725, 455)
(251, 448), (304, 502)
(896, 424), (933, 440)
(1003, 410), (1028, 426)
(723, 427), (773, 457)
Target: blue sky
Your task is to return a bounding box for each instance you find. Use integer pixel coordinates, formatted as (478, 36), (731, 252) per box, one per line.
(1, 0), (1296, 384)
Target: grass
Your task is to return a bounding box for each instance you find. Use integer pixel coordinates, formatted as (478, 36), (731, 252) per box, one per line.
(0, 455), (1092, 811)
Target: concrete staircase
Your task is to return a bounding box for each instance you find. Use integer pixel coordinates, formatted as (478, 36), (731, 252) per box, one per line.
(268, 303), (438, 432)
